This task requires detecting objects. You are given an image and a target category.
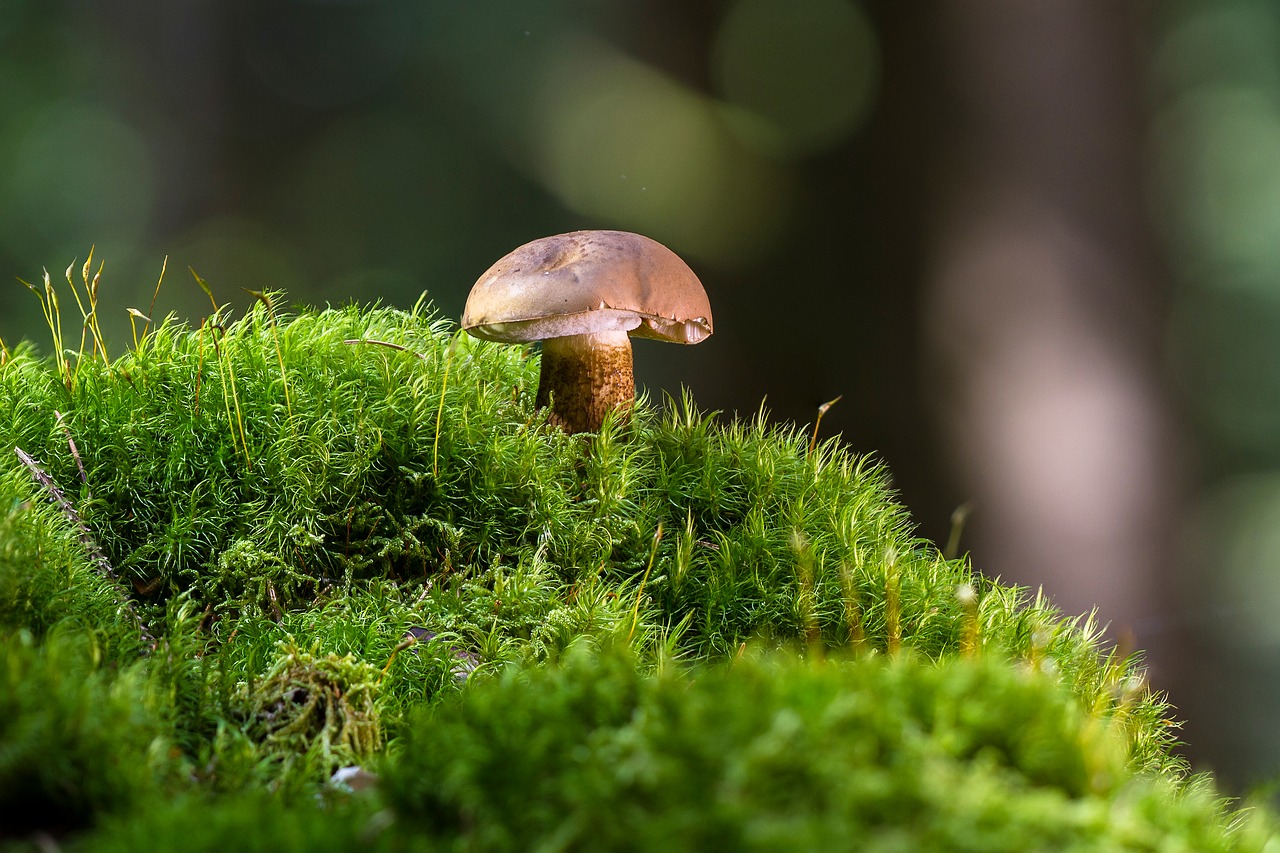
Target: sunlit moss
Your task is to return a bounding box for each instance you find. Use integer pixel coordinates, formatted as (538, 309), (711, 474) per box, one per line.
(0, 296), (1270, 847)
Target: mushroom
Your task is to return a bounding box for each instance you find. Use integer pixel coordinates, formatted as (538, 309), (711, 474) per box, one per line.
(461, 230), (713, 433)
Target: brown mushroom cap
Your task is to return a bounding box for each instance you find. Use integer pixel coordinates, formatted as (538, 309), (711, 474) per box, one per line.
(461, 230), (713, 345)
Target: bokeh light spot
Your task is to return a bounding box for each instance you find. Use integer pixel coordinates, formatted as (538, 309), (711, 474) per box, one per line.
(711, 0), (879, 157)
(1167, 289), (1280, 455)
(283, 116), (482, 277)
(237, 2), (420, 107)
(168, 217), (304, 317)
(3, 101), (155, 256)
(1150, 5), (1280, 99)
(1187, 473), (1280, 647)
(1150, 86), (1280, 286)
(533, 37), (791, 266)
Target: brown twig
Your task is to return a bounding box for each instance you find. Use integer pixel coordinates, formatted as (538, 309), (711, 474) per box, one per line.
(14, 445), (154, 650)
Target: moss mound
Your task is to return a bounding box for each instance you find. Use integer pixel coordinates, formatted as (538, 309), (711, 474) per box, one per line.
(0, 290), (1270, 848)
(383, 647), (1263, 852)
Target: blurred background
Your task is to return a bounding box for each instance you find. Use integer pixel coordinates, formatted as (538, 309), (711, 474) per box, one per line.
(0, 0), (1276, 789)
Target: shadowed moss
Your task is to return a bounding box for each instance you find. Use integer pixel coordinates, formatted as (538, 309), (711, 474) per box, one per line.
(0, 628), (168, 840)
(382, 646), (1268, 852)
(65, 648), (1278, 853)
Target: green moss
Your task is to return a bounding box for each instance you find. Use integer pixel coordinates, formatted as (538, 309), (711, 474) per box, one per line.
(77, 795), (392, 853)
(0, 628), (168, 840)
(0, 289), (1271, 848)
(62, 649), (1278, 852)
(382, 646), (1264, 852)
(0, 467), (143, 657)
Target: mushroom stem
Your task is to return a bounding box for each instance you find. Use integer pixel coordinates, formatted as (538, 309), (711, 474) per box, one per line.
(536, 330), (635, 433)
